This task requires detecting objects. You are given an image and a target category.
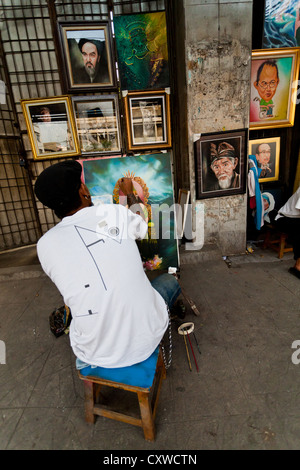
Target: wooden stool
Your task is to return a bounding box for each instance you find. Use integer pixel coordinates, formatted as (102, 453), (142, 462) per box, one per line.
(77, 347), (166, 441)
(263, 224), (293, 259)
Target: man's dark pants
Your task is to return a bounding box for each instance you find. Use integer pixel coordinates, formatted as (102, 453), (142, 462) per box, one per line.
(276, 216), (300, 260)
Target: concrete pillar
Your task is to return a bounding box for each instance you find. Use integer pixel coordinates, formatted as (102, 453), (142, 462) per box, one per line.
(183, 0), (253, 255)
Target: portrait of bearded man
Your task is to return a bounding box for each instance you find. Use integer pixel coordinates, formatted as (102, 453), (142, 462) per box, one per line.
(207, 141), (240, 191)
(72, 38), (110, 85)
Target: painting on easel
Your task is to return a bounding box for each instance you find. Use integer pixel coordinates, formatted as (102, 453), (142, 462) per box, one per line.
(80, 153), (179, 271)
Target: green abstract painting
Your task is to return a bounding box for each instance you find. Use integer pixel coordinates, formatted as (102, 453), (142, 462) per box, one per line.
(81, 153), (179, 271)
(113, 11), (170, 91)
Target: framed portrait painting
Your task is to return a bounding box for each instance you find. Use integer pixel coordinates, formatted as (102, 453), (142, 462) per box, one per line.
(21, 95), (80, 160)
(113, 11), (170, 91)
(249, 137), (280, 183)
(72, 95), (121, 155)
(123, 90), (171, 151)
(194, 129), (247, 199)
(250, 47), (300, 130)
(57, 21), (115, 92)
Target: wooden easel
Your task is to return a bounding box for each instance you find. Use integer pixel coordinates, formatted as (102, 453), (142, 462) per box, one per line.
(168, 267), (200, 316)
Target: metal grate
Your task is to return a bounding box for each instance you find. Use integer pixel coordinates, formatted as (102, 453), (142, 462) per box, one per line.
(0, 0), (64, 247)
(0, 21), (42, 250)
(54, 0), (111, 20)
(0, 0), (176, 251)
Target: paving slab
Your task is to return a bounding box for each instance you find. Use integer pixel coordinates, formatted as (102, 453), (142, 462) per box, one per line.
(0, 244), (300, 450)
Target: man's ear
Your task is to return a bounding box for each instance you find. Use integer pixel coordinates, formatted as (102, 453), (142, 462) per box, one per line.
(79, 182), (91, 199)
(233, 158), (238, 169)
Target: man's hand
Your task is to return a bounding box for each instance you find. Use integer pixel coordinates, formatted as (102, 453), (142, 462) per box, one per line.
(118, 177), (133, 195)
(118, 177), (148, 222)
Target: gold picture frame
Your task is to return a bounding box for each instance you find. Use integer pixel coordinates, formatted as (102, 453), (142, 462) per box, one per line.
(21, 95), (80, 160)
(123, 90), (172, 151)
(249, 137), (280, 183)
(250, 47), (300, 130)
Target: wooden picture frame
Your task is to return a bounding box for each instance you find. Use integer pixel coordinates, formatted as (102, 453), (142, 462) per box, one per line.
(72, 95), (121, 155)
(250, 47), (300, 130)
(21, 95), (80, 160)
(194, 129), (247, 199)
(123, 90), (172, 151)
(249, 137), (280, 183)
(57, 21), (116, 92)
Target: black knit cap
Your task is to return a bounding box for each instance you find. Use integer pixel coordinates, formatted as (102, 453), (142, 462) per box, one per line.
(34, 160), (82, 218)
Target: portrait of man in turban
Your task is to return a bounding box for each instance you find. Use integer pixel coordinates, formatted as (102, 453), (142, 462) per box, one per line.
(207, 141), (240, 191)
(194, 131), (246, 198)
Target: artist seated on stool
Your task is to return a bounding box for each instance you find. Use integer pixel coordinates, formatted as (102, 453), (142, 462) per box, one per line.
(275, 184), (300, 279)
(34, 160), (181, 369)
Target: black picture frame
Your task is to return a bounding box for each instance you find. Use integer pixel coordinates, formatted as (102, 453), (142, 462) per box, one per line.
(57, 21), (116, 92)
(194, 129), (247, 199)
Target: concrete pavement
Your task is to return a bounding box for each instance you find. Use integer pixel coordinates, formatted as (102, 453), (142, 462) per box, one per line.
(0, 243), (300, 450)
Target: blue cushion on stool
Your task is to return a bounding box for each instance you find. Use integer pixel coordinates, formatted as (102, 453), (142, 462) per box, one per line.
(78, 347), (159, 389)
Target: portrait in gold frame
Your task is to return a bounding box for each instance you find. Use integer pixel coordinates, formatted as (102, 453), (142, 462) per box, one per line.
(249, 137), (280, 183)
(123, 90), (172, 151)
(21, 95), (80, 160)
(250, 47), (300, 130)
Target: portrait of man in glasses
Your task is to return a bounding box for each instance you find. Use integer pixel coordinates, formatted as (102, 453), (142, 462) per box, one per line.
(253, 60), (279, 119)
(255, 142), (273, 178)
